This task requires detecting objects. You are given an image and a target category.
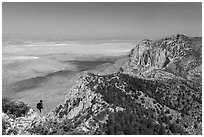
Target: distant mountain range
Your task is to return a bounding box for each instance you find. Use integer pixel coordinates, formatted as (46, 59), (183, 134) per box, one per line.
(2, 34), (202, 135)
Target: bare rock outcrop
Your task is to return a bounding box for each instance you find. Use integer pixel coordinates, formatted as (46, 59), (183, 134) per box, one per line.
(2, 109), (45, 135)
(127, 34), (201, 79)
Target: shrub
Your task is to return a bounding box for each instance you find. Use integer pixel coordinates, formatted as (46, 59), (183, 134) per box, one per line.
(105, 109), (167, 135)
(28, 118), (78, 135)
(2, 97), (30, 118)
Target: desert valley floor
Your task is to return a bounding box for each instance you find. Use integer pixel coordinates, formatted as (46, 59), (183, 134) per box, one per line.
(2, 39), (135, 114)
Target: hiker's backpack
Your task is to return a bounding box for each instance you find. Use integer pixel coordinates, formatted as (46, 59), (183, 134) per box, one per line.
(36, 102), (43, 109)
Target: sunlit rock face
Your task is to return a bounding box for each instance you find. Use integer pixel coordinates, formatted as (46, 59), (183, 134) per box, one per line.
(127, 34), (201, 85)
(46, 73), (125, 134)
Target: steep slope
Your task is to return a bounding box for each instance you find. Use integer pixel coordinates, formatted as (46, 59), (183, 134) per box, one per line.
(124, 34), (201, 87)
(20, 72), (200, 135)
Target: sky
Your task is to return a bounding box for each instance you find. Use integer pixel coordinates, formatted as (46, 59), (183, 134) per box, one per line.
(2, 2), (202, 40)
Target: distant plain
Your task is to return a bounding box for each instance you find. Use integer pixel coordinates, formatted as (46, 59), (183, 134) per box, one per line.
(2, 39), (135, 114)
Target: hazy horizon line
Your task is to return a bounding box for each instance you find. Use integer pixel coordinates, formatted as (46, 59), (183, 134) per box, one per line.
(3, 32), (202, 41)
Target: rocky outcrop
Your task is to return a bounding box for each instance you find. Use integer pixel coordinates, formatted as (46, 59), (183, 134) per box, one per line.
(46, 71), (201, 134)
(46, 73), (125, 134)
(126, 34), (201, 81)
(2, 109), (45, 135)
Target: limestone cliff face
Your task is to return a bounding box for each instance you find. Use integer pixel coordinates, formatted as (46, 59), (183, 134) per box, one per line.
(127, 34), (201, 83)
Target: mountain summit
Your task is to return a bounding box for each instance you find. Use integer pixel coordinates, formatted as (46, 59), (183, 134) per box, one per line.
(127, 34), (201, 80)
(2, 34), (202, 135)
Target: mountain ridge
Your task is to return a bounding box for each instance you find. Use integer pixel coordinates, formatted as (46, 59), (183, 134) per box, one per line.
(2, 34), (202, 135)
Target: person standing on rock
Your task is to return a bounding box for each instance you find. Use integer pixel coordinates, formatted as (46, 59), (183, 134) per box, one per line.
(36, 100), (43, 113)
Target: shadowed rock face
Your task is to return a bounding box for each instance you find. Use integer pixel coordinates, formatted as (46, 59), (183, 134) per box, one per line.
(2, 34), (202, 135)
